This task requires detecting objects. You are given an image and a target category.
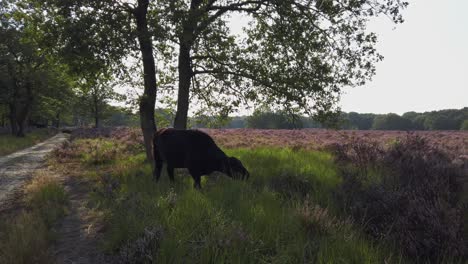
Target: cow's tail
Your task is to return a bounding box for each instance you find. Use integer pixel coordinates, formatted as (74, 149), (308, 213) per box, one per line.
(152, 129), (162, 180)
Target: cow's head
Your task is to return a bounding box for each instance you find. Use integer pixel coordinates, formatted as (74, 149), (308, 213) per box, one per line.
(222, 157), (249, 180)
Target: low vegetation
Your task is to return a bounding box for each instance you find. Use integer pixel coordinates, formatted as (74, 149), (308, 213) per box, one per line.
(47, 128), (466, 263)
(330, 135), (467, 262)
(0, 172), (69, 264)
(0, 129), (55, 156)
(54, 136), (401, 263)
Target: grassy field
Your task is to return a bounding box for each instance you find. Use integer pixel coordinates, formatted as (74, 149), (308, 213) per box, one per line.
(43, 128), (468, 263)
(0, 129), (55, 156)
(0, 171), (69, 264)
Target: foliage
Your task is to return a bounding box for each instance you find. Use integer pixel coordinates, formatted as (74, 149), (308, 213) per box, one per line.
(341, 112), (376, 130)
(154, 107), (175, 128)
(102, 106), (139, 127)
(155, 0), (408, 128)
(0, 1), (78, 135)
(246, 108), (303, 129)
(405, 108), (468, 130)
(74, 70), (125, 128)
(461, 120), (468, 130)
(194, 108), (468, 131)
(26, 0), (163, 160)
(372, 113), (414, 130)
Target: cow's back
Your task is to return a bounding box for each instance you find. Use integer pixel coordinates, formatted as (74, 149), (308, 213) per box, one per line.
(154, 129), (226, 168)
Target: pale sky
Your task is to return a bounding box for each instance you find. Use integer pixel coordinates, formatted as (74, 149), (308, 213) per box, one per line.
(340, 0), (468, 114)
(227, 0), (468, 115)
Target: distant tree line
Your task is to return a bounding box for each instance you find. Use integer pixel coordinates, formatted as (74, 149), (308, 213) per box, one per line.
(190, 107), (468, 130)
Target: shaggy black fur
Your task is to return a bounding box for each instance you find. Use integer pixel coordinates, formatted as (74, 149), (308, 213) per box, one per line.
(153, 128), (249, 188)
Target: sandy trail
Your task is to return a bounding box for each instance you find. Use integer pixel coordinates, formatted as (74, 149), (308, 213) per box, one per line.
(0, 133), (69, 209)
(0, 133), (113, 263)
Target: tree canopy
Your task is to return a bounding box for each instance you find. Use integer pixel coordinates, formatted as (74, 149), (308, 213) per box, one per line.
(1, 0), (419, 146)
(153, 0), (408, 129)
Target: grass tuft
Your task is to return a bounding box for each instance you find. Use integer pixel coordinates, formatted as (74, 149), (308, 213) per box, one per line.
(0, 129), (54, 156)
(0, 173), (68, 264)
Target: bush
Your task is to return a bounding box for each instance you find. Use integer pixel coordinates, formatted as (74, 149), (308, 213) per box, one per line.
(334, 134), (466, 262)
(460, 120), (468, 130)
(118, 226), (164, 264)
(70, 127), (144, 155)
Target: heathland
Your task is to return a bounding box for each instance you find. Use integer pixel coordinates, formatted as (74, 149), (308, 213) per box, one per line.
(2, 128), (465, 263)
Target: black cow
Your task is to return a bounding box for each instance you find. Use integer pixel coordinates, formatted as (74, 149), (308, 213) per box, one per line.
(153, 128), (249, 188)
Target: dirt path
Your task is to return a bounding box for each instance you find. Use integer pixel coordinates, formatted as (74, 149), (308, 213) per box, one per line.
(0, 133), (113, 263)
(0, 133), (69, 210)
(53, 175), (113, 264)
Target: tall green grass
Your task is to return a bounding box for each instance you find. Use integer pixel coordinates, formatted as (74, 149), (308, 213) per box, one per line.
(0, 129), (53, 156)
(0, 175), (69, 264)
(79, 142), (402, 263)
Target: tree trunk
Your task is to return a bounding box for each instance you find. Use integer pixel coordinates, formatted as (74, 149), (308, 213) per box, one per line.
(94, 100), (100, 128)
(134, 0), (157, 162)
(15, 82), (33, 137)
(174, 44), (192, 129)
(174, 0), (200, 130)
(56, 113), (60, 128)
(15, 104), (28, 137)
(16, 118), (26, 137)
(95, 115), (100, 128)
(9, 104), (18, 136)
(15, 100), (31, 137)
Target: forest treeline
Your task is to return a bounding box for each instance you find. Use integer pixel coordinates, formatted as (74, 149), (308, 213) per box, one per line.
(4, 104), (464, 131)
(194, 107), (468, 130)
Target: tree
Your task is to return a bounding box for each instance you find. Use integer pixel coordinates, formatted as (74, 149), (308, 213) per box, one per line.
(75, 71), (123, 128)
(27, 0), (160, 161)
(403, 111), (424, 130)
(372, 113), (413, 130)
(0, 20), (75, 136)
(158, 0), (407, 129)
(460, 120), (468, 131)
(341, 112), (376, 130)
(102, 106), (140, 127)
(246, 108), (302, 129)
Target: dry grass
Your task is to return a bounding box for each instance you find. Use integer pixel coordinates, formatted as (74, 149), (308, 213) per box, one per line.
(0, 169), (68, 264)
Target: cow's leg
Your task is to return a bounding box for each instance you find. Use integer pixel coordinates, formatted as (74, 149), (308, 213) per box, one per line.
(188, 168), (202, 189)
(167, 166), (175, 182)
(153, 159), (163, 181)
(193, 175), (201, 189)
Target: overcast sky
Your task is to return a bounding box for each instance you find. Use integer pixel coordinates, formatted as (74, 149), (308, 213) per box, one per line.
(340, 0), (468, 114)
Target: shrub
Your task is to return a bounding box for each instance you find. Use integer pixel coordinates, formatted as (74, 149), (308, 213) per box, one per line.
(70, 128), (144, 155)
(335, 134), (466, 261)
(118, 226), (164, 264)
(460, 120), (468, 130)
